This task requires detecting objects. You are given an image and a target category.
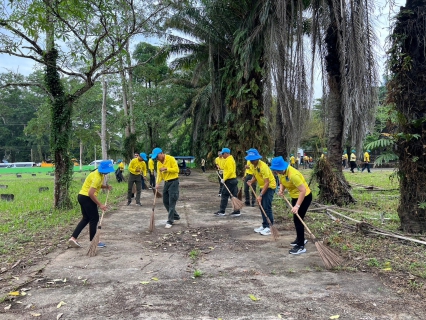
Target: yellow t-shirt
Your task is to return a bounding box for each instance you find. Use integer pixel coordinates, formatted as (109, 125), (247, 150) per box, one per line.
(148, 158), (155, 173)
(244, 160), (254, 175)
(364, 152), (370, 162)
(278, 166), (311, 199)
(128, 158), (145, 175)
(250, 160), (276, 190)
(118, 162), (124, 171)
(157, 154), (179, 183)
(223, 155), (237, 181)
(79, 170), (104, 197)
(290, 156), (295, 165)
(350, 153), (356, 161)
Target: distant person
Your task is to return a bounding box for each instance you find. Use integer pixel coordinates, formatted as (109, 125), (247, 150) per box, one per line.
(271, 156), (312, 255)
(115, 159), (124, 182)
(151, 148), (180, 228)
(201, 158), (206, 173)
(342, 152), (348, 169)
(290, 154), (296, 168)
(127, 153), (147, 206)
(243, 149), (257, 207)
(148, 154), (155, 189)
(362, 149), (371, 173)
(246, 149), (277, 236)
(68, 160), (114, 249)
(350, 150), (357, 173)
(182, 159), (186, 169)
(303, 154), (309, 169)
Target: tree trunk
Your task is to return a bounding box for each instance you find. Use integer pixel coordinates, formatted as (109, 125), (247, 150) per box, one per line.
(274, 103), (288, 158)
(125, 43), (135, 135)
(119, 56), (130, 138)
(79, 139), (83, 170)
(45, 2), (73, 209)
(101, 77), (108, 160)
(388, 1), (426, 233)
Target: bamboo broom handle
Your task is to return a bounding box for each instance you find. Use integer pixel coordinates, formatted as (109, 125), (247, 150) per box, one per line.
(215, 171), (234, 197)
(249, 184), (273, 225)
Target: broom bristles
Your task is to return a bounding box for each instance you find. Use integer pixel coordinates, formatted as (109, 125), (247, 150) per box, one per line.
(87, 228), (101, 257)
(231, 196), (245, 211)
(152, 188), (162, 198)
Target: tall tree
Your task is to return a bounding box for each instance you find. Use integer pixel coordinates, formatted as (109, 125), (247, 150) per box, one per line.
(387, 0), (426, 233)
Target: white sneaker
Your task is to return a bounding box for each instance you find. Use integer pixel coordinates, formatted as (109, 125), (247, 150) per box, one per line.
(254, 226), (265, 233)
(260, 227), (271, 236)
(165, 223), (172, 229)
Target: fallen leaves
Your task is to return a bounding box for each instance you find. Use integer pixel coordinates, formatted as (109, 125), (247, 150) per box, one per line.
(57, 301), (66, 308)
(248, 294), (259, 301)
(330, 315), (340, 319)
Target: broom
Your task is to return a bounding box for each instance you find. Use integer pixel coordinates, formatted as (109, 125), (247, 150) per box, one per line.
(149, 175), (162, 232)
(143, 176), (162, 198)
(87, 189), (110, 257)
(249, 185), (279, 241)
(237, 180), (243, 201)
(281, 195), (343, 269)
(216, 171), (245, 211)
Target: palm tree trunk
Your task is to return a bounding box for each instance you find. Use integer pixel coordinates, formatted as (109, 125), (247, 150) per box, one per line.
(389, 1), (426, 233)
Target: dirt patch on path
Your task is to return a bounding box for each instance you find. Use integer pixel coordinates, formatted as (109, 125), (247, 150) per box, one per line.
(0, 171), (424, 319)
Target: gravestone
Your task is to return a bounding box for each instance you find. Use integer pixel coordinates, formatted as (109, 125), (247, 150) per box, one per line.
(32, 174), (36, 176)
(1, 194), (14, 201)
(39, 187), (49, 192)
(50, 173), (54, 176)
(0, 185), (8, 189)
(16, 174), (22, 178)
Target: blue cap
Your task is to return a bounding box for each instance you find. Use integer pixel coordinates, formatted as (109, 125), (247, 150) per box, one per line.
(117, 159), (122, 164)
(246, 148), (256, 153)
(151, 147), (163, 160)
(367, 149), (370, 152)
(290, 154), (294, 156)
(245, 149), (262, 161)
(221, 148), (231, 154)
(352, 149), (356, 153)
(98, 160), (114, 174)
(149, 154), (152, 157)
(139, 153), (147, 161)
(270, 156), (289, 171)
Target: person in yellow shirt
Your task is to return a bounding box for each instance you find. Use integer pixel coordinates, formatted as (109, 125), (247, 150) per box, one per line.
(115, 159), (125, 182)
(271, 156), (312, 255)
(148, 154), (156, 188)
(215, 151), (225, 196)
(342, 152), (348, 169)
(303, 154), (309, 169)
(362, 149), (371, 173)
(290, 154), (296, 167)
(152, 147), (180, 229)
(243, 148), (257, 207)
(127, 152), (147, 206)
(350, 149), (357, 173)
(68, 160), (114, 249)
(214, 148), (240, 217)
(246, 149), (277, 236)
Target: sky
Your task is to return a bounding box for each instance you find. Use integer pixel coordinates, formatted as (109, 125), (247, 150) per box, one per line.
(0, 1), (405, 99)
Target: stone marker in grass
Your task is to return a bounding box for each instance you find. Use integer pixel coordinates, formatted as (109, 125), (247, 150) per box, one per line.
(39, 187), (49, 192)
(1, 194), (14, 201)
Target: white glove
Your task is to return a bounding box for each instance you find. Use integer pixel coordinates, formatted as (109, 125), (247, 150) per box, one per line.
(220, 179), (225, 184)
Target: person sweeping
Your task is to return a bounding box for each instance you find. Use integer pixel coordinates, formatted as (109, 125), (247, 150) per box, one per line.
(246, 149), (276, 236)
(127, 153), (147, 206)
(213, 148), (242, 217)
(243, 149), (257, 207)
(68, 160), (114, 249)
(270, 156), (312, 255)
(151, 147), (180, 229)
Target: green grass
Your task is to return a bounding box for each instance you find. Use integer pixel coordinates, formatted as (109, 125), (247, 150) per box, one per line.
(189, 249), (200, 261)
(193, 269), (203, 278)
(0, 171), (127, 263)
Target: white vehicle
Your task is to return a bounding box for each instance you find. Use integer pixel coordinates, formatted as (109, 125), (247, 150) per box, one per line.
(89, 160), (114, 166)
(4, 162), (36, 168)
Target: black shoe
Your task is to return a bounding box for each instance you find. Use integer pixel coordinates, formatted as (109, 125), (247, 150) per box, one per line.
(131, 193), (134, 198)
(174, 216), (180, 220)
(244, 202), (250, 206)
(127, 202), (131, 206)
(289, 245), (306, 255)
(251, 203), (255, 207)
(230, 211), (241, 217)
(290, 239), (308, 247)
(136, 203), (142, 206)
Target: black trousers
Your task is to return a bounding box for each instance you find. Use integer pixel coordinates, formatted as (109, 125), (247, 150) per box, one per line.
(220, 178), (239, 213)
(128, 173), (142, 203)
(72, 194), (99, 241)
(291, 193), (312, 247)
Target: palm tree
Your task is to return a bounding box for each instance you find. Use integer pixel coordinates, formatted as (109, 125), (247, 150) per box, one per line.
(387, 0), (426, 233)
(311, 0), (378, 204)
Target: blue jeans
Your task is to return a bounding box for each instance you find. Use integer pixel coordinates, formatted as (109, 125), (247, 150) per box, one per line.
(259, 188), (275, 228)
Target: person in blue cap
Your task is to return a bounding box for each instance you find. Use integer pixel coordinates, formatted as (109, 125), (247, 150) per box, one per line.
(68, 160), (114, 249)
(246, 149), (276, 236)
(362, 149), (371, 173)
(214, 147), (240, 217)
(151, 147), (181, 228)
(350, 149), (357, 173)
(243, 148), (257, 207)
(127, 152), (147, 206)
(271, 156), (312, 254)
